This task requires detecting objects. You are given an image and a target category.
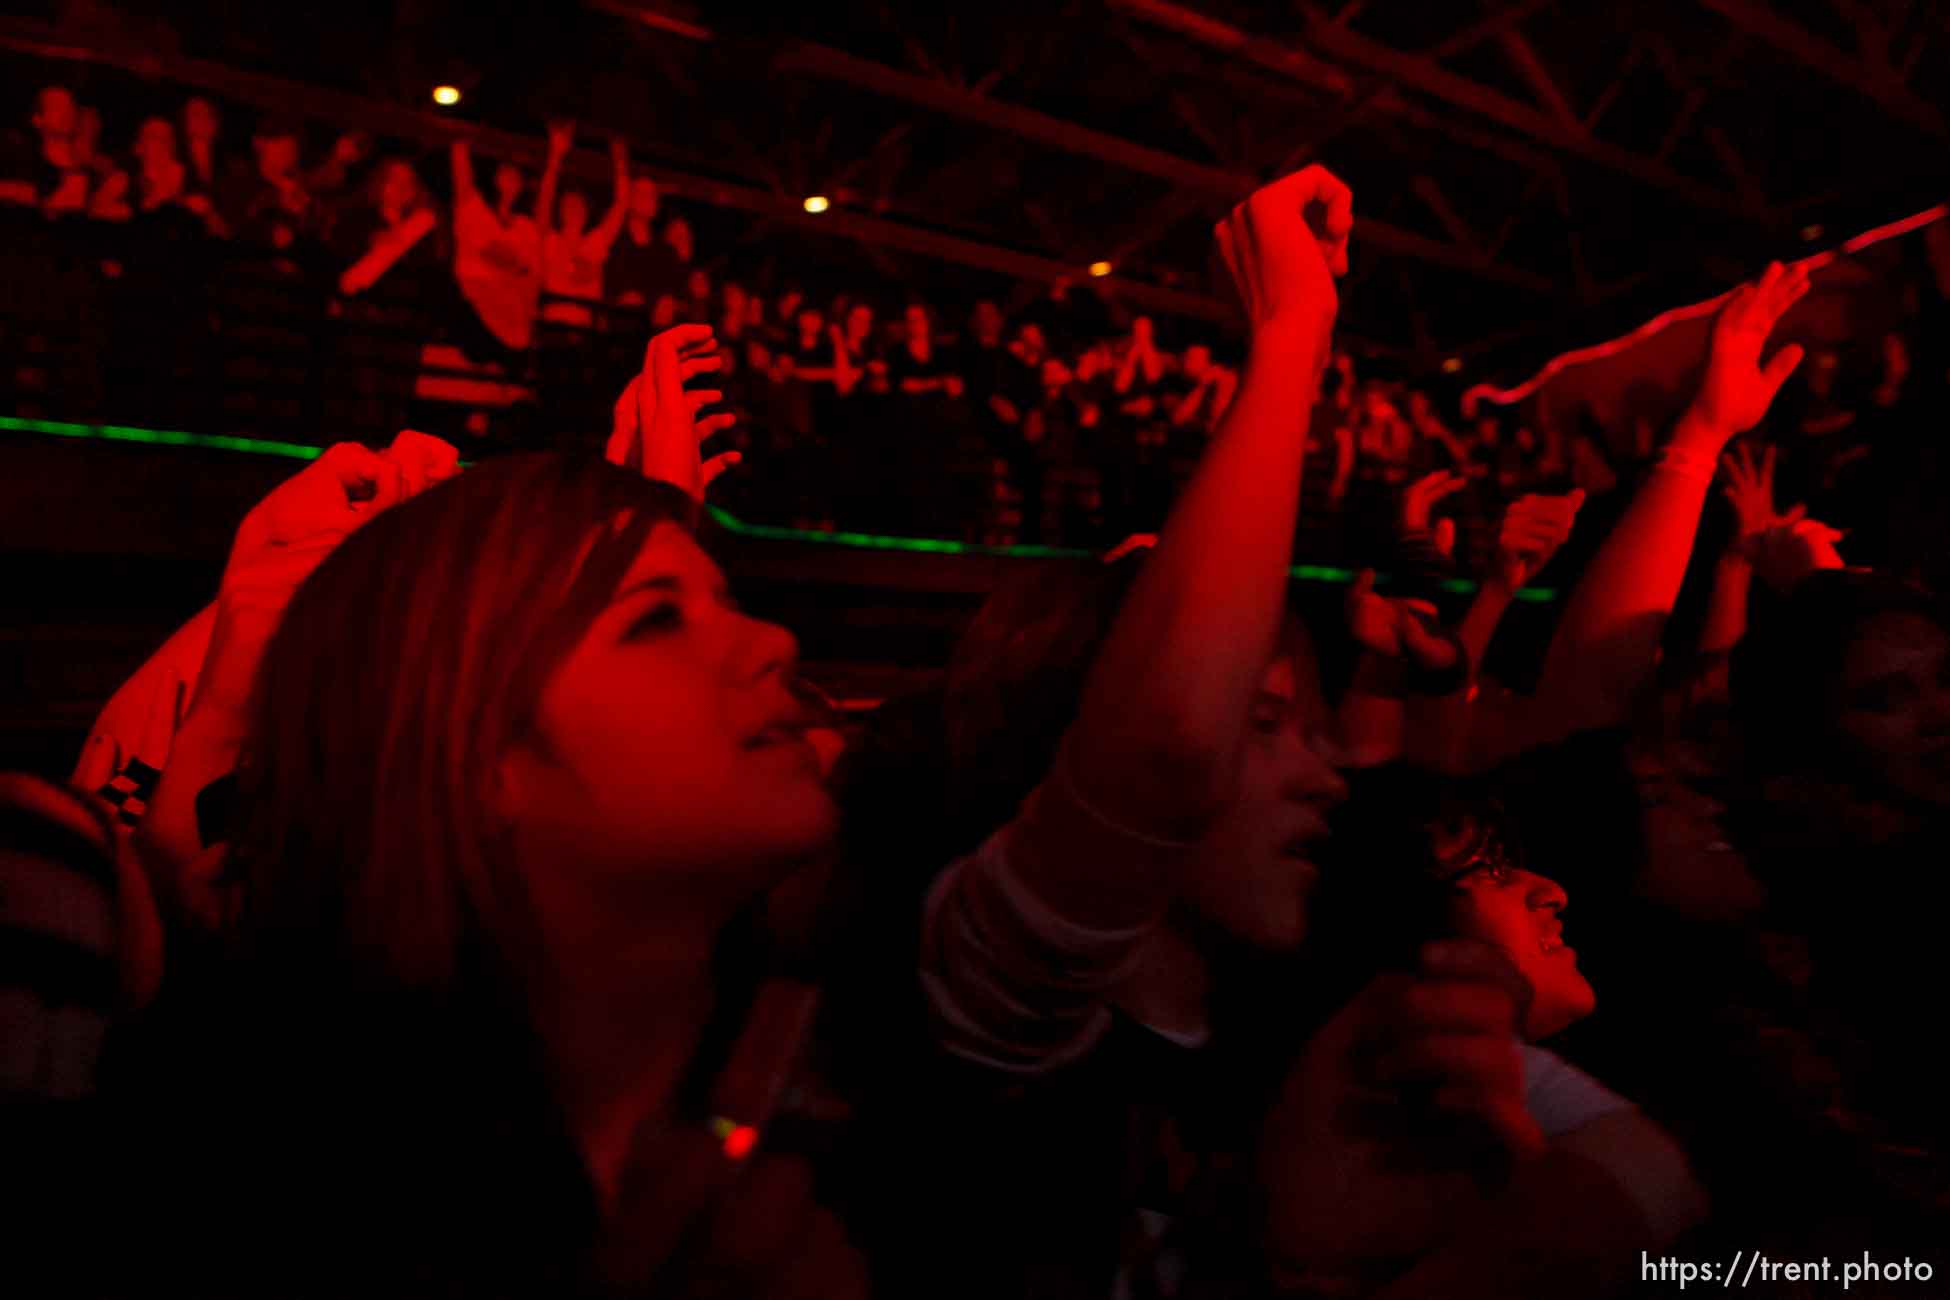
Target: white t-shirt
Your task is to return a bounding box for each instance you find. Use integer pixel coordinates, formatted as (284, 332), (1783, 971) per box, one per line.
(453, 191), (541, 349)
(542, 225), (620, 325)
(1524, 1043), (1705, 1243)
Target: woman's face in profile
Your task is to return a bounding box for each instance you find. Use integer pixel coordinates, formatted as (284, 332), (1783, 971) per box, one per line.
(497, 525), (836, 913)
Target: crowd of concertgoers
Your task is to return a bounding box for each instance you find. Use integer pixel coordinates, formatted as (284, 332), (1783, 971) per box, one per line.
(8, 64), (1950, 1300)
(6, 80), (1631, 553)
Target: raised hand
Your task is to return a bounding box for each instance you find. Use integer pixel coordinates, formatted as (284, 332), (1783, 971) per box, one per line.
(1400, 470), (1467, 548)
(1493, 489), (1584, 590)
(1747, 515), (1846, 592)
(1214, 163), (1352, 340)
(1348, 569), (1460, 673)
(1692, 261), (1810, 438)
(384, 428), (462, 498)
(1260, 940), (1543, 1269)
(607, 323), (739, 499)
(1718, 441), (1781, 549)
(200, 436), (457, 717)
(546, 118), (576, 156)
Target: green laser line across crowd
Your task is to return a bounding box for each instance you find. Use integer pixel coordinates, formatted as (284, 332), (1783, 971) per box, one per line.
(0, 416), (1558, 601)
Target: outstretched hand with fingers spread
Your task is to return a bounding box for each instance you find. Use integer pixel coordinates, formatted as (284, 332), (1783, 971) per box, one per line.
(1694, 261), (1811, 437)
(608, 323), (741, 500)
(1718, 441), (1783, 549)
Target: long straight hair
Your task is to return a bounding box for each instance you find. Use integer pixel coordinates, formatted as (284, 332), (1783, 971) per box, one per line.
(126, 454), (698, 1293)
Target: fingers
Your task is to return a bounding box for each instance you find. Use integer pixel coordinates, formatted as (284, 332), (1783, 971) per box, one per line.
(1261, 163), (1353, 276)
(701, 450), (743, 489)
(648, 321), (716, 362)
(1400, 616), (1459, 671)
(696, 412), (737, 439)
(1431, 517), (1456, 560)
(1349, 567), (1377, 608)
(372, 455), (409, 516)
(685, 389), (726, 417)
(1370, 1030), (1520, 1091)
(384, 429), (460, 498)
(315, 442), (393, 508)
(612, 373), (642, 437)
(679, 353), (725, 382)
(1759, 342), (1805, 398)
(1779, 503), (1807, 525)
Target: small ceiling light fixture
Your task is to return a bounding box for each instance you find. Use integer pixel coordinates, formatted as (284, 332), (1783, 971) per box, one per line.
(432, 85), (462, 107)
(1801, 224), (1824, 241)
(1088, 260), (1114, 278)
(803, 194), (830, 214)
(1441, 357), (1463, 374)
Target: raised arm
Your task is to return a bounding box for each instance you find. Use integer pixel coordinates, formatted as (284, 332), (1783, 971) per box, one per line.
(1170, 372), (1212, 427)
(1329, 420), (1356, 506)
(1207, 365), (1239, 430)
(1041, 166), (1351, 917)
(1698, 442), (1776, 658)
(915, 169), (1351, 1077)
(338, 207), (437, 297)
(137, 435), (458, 922)
(450, 138), (480, 207)
(1460, 490), (1583, 674)
(590, 135), (630, 252)
(830, 325), (864, 396)
(1530, 261), (1808, 742)
(535, 119), (573, 235)
(1113, 333), (1143, 394)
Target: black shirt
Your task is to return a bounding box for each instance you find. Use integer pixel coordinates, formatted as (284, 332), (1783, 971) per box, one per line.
(609, 224), (682, 305)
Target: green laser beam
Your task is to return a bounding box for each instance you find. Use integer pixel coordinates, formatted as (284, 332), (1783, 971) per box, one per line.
(2, 415), (1559, 599)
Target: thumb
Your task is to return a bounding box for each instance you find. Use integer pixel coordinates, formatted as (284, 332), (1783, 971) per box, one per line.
(1350, 567), (1377, 605)
(1432, 517), (1456, 560)
(1402, 616), (1459, 670)
(1760, 342), (1805, 397)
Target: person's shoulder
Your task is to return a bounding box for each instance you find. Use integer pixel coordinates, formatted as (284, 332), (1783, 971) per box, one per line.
(1520, 1043), (1632, 1138)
